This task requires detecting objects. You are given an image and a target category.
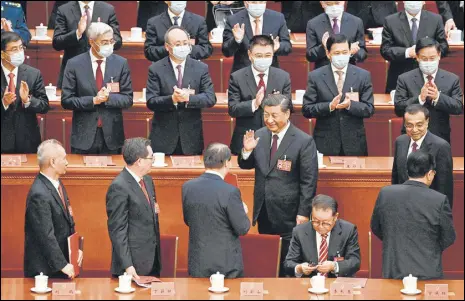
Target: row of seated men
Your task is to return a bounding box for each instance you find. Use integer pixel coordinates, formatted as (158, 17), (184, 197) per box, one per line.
(2, 1), (464, 92)
(23, 130), (455, 281)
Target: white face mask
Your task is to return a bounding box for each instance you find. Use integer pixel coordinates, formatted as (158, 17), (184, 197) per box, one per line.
(97, 44), (114, 58)
(253, 57), (272, 72)
(419, 60), (439, 75)
(7, 50), (25, 67)
(170, 1), (187, 15)
(172, 45), (191, 61)
(331, 54), (350, 69)
(404, 1), (423, 16)
(325, 4), (344, 19)
(247, 3), (266, 18)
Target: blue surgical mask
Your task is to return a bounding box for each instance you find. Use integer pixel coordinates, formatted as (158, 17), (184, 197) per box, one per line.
(419, 60), (439, 75)
(325, 4), (344, 19)
(98, 44), (114, 58)
(331, 54), (350, 69)
(404, 1), (423, 16)
(253, 57), (272, 72)
(7, 50), (25, 67)
(172, 45), (191, 61)
(247, 3), (266, 18)
(170, 1), (187, 15)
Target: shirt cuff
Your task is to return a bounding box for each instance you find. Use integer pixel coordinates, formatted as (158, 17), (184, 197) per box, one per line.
(329, 102), (335, 112)
(334, 261), (339, 274)
(241, 149), (252, 160)
(235, 38), (243, 44)
(24, 100), (31, 108)
(433, 92), (440, 105)
(418, 95), (426, 106)
(76, 30), (82, 41)
(405, 48), (411, 59)
(295, 265), (303, 278)
(346, 101), (351, 111)
(251, 100), (257, 113)
(3, 101), (9, 111)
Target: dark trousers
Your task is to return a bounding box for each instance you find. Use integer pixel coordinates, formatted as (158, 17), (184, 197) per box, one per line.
(72, 128), (121, 155)
(257, 203), (291, 278)
(171, 137), (184, 155)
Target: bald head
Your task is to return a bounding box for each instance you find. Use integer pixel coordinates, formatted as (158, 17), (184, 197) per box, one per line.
(164, 26), (189, 46)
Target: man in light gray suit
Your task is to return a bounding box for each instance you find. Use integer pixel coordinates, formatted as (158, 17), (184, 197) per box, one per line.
(182, 143), (250, 278)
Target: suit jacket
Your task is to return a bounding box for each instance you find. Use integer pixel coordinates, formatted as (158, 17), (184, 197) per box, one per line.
(437, 1), (464, 30)
(279, 1), (324, 33)
(394, 68), (463, 143)
(48, 1), (70, 29)
(106, 168), (161, 276)
(284, 219), (361, 278)
(302, 64), (375, 156)
(137, 1), (167, 31)
(61, 52), (133, 152)
(182, 173), (250, 278)
(1, 64), (49, 153)
(52, 1), (122, 88)
(346, 1), (397, 30)
(144, 10), (212, 62)
(1, 0), (31, 45)
(222, 9), (292, 74)
(228, 66), (291, 154)
(306, 12), (367, 70)
(146, 56), (216, 155)
(238, 124), (318, 236)
(24, 174), (76, 277)
(392, 131), (454, 207)
(371, 180), (456, 279)
(381, 10), (448, 92)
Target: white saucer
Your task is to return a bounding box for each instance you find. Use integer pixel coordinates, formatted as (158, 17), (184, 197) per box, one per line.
(318, 164), (327, 168)
(152, 163), (168, 167)
(30, 287), (52, 294)
(308, 287), (329, 294)
(208, 287), (229, 293)
(48, 96), (58, 101)
(400, 289), (422, 296)
(114, 287), (136, 294)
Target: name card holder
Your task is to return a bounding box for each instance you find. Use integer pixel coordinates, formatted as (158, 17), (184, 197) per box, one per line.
(330, 282), (354, 297)
(425, 284), (448, 300)
(83, 156), (114, 167)
(343, 158), (366, 169)
(52, 283), (76, 296)
(240, 282), (264, 297)
(1, 155), (22, 167)
(151, 282), (175, 296)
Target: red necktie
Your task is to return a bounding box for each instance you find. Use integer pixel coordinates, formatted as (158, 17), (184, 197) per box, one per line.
(270, 134), (278, 163)
(319, 234), (329, 276)
(139, 179), (151, 206)
(96, 60), (104, 127)
(57, 184), (68, 210)
(412, 142), (418, 152)
(84, 5), (91, 28)
(257, 73), (266, 92)
(8, 73), (15, 93)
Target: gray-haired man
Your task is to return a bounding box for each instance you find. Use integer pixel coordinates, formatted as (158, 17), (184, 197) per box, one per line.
(61, 22), (133, 154)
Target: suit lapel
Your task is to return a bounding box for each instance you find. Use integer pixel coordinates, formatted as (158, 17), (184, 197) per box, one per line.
(398, 135), (410, 179)
(416, 11), (428, 43)
(161, 11), (173, 31)
(70, 1), (82, 25)
(181, 11), (192, 31)
(267, 124), (296, 176)
(341, 65), (358, 94)
(38, 174), (71, 223)
(91, 2), (102, 22)
(420, 131), (433, 152)
(265, 69), (276, 96)
(83, 53), (98, 94)
(182, 58), (194, 88)
(305, 226), (319, 264)
(123, 169), (153, 214)
(339, 13), (350, 37)
(258, 128), (271, 175)
(243, 13), (253, 42)
(322, 65), (339, 97)
(103, 55), (114, 84)
(412, 68), (424, 90)
(261, 10), (272, 36)
(245, 67), (258, 96)
(322, 14), (332, 36)
(327, 221), (342, 259)
(15, 65), (28, 108)
(163, 58), (177, 88)
(399, 12), (414, 46)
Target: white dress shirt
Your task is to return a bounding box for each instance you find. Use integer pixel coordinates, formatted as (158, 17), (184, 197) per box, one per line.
(405, 10), (422, 58)
(125, 167), (142, 186)
(205, 170), (225, 180)
(89, 49), (106, 80)
(329, 13), (343, 32)
(407, 132), (427, 157)
(1, 63), (30, 110)
(76, 1), (95, 40)
(170, 58), (186, 84)
(418, 70), (440, 106)
(40, 172), (61, 196)
(249, 13), (263, 36)
(329, 63), (350, 112)
(168, 8), (185, 26)
(251, 65), (269, 112)
(241, 121), (291, 160)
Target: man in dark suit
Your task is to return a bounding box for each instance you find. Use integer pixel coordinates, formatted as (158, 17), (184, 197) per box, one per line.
(284, 194), (360, 278)
(239, 94), (318, 277)
(372, 150), (456, 279)
(228, 34), (291, 155)
(146, 26), (216, 155)
(381, 1), (448, 93)
(52, 1), (122, 88)
(182, 143), (250, 278)
(1, 0), (31, 45)
(346, 1), (397, 31)
(144, 1), (212, 62)
(1, 32), (49, 154)
(392, 104), (453, 208)
(137, 1), (167, 31)
(24, 139), (83, 278)
(306, 1), (367, 70)
(302, 34), (375, 156)
(437, 1), (464, 35)
(395, 37), (463, 143)
(222, 1), (292, 74)
(61, 22), (133, 154)
(106, 137), (161, 278)
(278, 1), (323, 33)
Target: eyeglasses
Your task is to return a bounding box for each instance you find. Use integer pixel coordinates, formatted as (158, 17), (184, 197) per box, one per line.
(5, 45), (26, 53)
(405, 123), (426, 130)
(98, 39), (115, 46)
(310, 218), (335, 228)
(252, 54), (273, 59)
(141, 156), (155, 162)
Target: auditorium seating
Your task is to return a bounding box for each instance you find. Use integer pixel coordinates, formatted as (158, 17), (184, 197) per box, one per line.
(239, 234), (282, 277)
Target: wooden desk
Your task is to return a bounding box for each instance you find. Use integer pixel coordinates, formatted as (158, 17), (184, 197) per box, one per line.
(1, 278), (464, 300)
(1, 155), (463, 279)
(27, 30), (464, 94)
(39, 92), (464, 157)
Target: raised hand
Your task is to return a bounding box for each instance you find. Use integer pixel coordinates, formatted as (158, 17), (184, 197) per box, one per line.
(232, 23), (245, 41)
(243, 130), (260, 152)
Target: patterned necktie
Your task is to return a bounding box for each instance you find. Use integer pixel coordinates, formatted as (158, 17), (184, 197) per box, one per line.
(411, 18), (418, 42)
(8, 73), (15, 93)
(84, 5), (91, 28)
(173, 16), (180, 26)
(332, 18), (340, 34)
(412, 142), (418, 152)
(176, 65), (183, 89)
(257, 73), (266, 92)
(426, 75), (433, 104)
(335, 70), (344, 94)
(254, 19), (261, 35)
(270, 134), (278, 163)
(319, 234), (329, 276)
(96, 60), (104, 127)
(139, 179), (151, 206)
(57, 184), (68, 210)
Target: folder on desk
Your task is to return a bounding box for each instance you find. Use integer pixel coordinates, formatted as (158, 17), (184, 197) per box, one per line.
(68, 233), (83, 277)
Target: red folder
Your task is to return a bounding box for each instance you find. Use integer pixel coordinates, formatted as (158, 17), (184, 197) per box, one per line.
(67, 233), (83, 277)
(225, 173), (238, 187)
